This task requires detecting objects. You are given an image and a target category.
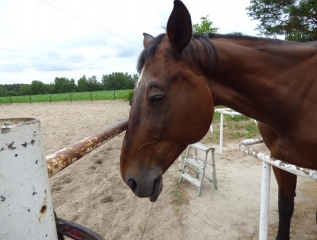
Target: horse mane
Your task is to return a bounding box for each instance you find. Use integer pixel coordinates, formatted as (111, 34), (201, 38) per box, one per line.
(136, 32), (297, 74)
(207, 33), (282, 42)
(137, 33), (166, 73)
(137, 33), (221, 73)
(137, 33), (304, 72)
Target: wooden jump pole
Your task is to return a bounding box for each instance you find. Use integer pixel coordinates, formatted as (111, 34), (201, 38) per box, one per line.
(46, 118), (128, 178)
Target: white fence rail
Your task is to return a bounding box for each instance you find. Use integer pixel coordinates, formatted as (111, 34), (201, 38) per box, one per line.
(239, 138), (317, 240)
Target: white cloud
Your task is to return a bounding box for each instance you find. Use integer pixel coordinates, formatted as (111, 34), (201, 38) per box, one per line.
(0, 0), (260, 85)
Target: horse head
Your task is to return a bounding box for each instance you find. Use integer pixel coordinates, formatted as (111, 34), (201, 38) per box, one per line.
(120, 0), (214, 202)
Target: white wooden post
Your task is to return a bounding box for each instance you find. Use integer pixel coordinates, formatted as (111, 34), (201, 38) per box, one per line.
(219, 112), (224, 158)
(259, 162), (271, 240)
(0, 118), (57, 240)
(215, 108), (242, 159)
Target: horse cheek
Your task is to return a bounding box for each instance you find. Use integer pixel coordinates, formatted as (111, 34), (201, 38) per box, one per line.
(171, 89), (213, 144)
(187, 95), (213, 143)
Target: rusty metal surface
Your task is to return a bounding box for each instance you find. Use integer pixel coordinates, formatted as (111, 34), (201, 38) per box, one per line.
(239, 138), (317, 180)
(46, 118), (128, 177)
(0, 118), (39, 128)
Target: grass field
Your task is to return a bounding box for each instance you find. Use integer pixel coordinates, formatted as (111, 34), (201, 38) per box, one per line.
(0, 89), (133, 104)
(203, 107), (260, 142)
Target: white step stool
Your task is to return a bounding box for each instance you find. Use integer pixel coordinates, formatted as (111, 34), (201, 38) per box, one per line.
(179, 142), (218, 196)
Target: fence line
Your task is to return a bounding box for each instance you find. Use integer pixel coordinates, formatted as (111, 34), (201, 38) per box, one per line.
(0, 89), (133, 104)
(239, 138), (317, 240)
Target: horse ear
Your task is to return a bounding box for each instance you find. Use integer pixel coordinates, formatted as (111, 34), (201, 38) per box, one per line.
(167, 0), (192, 54)
(143, 33), (155, 48)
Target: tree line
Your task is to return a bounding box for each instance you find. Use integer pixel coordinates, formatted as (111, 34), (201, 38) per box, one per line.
(247, 0), (317, 42)
(194, 1), (316, 42)
(0, 72), (138, 97)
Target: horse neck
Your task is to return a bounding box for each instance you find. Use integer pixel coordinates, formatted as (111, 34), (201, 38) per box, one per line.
(202, 38), (317, 128)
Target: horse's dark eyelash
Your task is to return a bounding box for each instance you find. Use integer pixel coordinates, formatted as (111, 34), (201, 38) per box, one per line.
(150, 95), (165, 104)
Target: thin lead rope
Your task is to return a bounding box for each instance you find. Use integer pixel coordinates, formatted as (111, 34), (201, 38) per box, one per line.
(140, 202), (154, 240)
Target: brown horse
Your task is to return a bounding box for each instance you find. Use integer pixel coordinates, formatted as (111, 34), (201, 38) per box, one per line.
(120, 1), (317, 239)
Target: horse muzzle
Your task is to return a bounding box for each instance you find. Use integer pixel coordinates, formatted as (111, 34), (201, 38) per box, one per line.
(125, 170), (163, 202)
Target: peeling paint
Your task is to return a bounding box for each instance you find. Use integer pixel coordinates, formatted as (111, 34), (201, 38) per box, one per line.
(7, 142), (14, 149)
(239, 138), (317, 180)
(1, 128), (10, 134)
(40, 205), (47, 214)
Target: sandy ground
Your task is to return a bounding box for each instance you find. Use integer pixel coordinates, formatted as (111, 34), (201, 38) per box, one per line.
(1, 101), (316, 240)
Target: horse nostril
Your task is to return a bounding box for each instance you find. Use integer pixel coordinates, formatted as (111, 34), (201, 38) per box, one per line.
(127, 178), (137, 193)
(153, 175), (161, 187)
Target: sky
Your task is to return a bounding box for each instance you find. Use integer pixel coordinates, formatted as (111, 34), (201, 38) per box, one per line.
(0, 0), (261, 85)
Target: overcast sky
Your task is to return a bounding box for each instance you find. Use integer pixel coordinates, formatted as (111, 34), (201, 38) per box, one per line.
(0, 0), (260, 85)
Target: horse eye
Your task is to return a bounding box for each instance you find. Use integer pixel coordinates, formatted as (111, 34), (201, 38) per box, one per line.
(150, 94), (165, 104)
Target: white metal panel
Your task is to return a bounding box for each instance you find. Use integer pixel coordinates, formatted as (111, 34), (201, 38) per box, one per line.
(0, 118), (57, 240)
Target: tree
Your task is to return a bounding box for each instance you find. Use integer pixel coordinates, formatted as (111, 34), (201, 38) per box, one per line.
(87, 75), (102, 91)
(131, 74), (138, 88)
(31, 80), (46, 95)
(54, 77), (76, 93)
(19, 84), (32, 96)
(193, 15), (219, 34)
(246, 0), (317, 42)
(102, 72), (136, 90)
(1, 83), (21, 93)
(44, 83), (55, 94)
(77, 75), (89, 92)
(69, 78), (77, 92)
(0, 86), (8, 97)
(102, 73), (122, 90)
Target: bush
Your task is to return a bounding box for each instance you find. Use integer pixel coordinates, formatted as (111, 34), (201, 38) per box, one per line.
(127, 90), (134, 101)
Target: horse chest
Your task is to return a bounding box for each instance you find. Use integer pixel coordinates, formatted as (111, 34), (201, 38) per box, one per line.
(271, 134), (317, 169)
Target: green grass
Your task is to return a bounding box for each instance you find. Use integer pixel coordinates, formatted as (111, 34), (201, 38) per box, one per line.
(201, 106), (260, 144)
(138, 224), (143, 232)
(170, 178), (190, 216)
(0, 89), (132, 104)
